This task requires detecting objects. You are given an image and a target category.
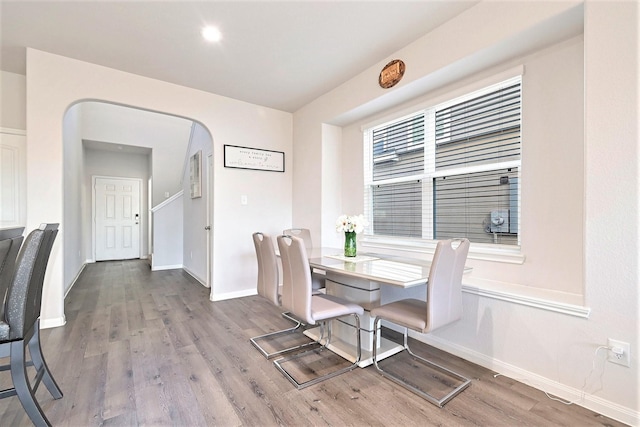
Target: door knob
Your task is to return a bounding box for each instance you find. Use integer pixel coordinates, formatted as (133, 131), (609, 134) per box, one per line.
(205, 226), (211, 230)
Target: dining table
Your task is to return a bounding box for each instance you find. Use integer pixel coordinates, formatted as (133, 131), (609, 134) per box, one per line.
(304, 247), (464, 368)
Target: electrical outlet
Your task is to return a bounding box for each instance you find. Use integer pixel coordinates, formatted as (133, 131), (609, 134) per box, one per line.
(607, 338), (631, 367)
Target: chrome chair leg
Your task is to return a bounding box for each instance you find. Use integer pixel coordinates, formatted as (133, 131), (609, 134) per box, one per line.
(372, 317), (470, 408)
(250, 315), (319, 359)
(273, 313), (362, 389)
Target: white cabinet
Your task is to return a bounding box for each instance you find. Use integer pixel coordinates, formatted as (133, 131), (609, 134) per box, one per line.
(0, 128), (26, 228)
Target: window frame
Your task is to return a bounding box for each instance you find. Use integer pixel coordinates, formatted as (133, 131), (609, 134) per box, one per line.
(363, 70), (524, 262)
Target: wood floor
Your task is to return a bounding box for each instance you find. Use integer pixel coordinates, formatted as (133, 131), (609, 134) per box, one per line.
(0, 260), (627, 426)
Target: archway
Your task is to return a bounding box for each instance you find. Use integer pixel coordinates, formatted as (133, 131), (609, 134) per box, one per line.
(62, 101), (214, 307)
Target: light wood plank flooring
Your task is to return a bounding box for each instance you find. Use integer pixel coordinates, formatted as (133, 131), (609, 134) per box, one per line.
(0, 260), (628, 426)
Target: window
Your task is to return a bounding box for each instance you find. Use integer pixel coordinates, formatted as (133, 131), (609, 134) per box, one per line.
(364, 76), (521, 246)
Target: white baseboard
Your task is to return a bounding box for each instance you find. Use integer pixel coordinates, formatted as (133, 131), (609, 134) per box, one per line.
(417, 334), (639, 427)
(210, 288), (257, 302)
(182, 266), (208, 287)
(64, 262), (88, 298)
(151, 263), (183, 271)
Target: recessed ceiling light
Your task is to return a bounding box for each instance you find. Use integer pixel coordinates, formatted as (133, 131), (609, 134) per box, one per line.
(202, 26), (222, 43)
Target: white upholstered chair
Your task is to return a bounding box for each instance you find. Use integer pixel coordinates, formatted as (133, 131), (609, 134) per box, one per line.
(282, 228), (312, 250)
(282, 228), (325, 292)
(249, 232), (315, 359)
(273, 235), (363, 389)
(371, 238), (471, 407)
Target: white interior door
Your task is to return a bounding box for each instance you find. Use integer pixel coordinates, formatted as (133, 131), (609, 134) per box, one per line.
(206, 154), (213, 289)
(94, 177), (141, 261)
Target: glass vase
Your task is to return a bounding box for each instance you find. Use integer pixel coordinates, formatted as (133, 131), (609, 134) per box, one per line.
(344, 231), (357, 257)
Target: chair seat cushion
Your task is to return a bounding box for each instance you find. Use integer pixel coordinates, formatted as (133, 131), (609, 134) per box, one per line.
(371, 299), (427, 332)
(311, 294), (364, 323)
(0, 320), (10, 341)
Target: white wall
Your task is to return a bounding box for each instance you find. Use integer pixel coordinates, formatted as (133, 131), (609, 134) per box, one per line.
(62, 103), (84, 295)
(0, 71), (26, 130)
(80, 101), (192, 206)
(151, 193), (183, 269)
(25, 48), (293, 328)
(320, 123), (342, 247)
(182, 122), (212, 284)
(292, 2), (638, 424)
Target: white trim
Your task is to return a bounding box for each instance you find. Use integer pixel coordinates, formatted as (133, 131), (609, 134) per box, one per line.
(150, 190), (184, 212)
(431, 160), (521, 178)
(361, 236), (525, 264)
(416, 334), (638, 427)
(206, 153), (213, 290)
(151, 263), (182, 271)
(64, 262), (87, 298)
(182, 266), (207, 287)
(462, 277), (590, 318)
(365, 173), (425, 187)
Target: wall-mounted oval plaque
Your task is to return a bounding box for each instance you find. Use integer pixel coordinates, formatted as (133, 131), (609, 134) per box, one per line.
(378, 59), (405, 89)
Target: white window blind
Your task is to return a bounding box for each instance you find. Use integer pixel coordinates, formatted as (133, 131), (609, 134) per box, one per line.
(435, 81), (521, 169)
(366, 113), (425, 239)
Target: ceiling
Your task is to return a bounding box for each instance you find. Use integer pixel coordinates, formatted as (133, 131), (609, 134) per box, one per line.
(0, 1), (479, 113)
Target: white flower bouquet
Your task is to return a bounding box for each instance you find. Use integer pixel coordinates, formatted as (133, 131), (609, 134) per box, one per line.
(335, 214), (368, 234)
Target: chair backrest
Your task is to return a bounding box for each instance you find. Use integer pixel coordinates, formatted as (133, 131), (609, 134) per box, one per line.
(277, 235), (313, 324)
(252, 232), (279, 306)
(283, 228), (313, 251)
(4, 224), (58, 340)
(0, 227), (25, 241)
(0, 228), (25, 312)
(425, 238), (470, 333)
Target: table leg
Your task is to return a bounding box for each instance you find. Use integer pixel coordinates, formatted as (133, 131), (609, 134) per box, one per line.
(303, 273), (403, 367)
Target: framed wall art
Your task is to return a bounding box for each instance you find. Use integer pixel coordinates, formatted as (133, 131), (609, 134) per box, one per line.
(224, 145), (285, 172)
(190, 150), (202, 198)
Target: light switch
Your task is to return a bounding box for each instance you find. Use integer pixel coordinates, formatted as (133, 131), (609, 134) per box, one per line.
(241, 195), (248, 205)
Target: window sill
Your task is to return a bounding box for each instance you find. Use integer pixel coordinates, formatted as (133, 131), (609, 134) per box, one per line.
(360, 235), (525, 264)
(462, 277), (590, 318)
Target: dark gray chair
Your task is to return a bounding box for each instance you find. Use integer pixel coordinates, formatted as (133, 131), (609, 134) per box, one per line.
(0, 227), (25, 310)
(0, 224), (62, 426)
(371, 238), (471, 407)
